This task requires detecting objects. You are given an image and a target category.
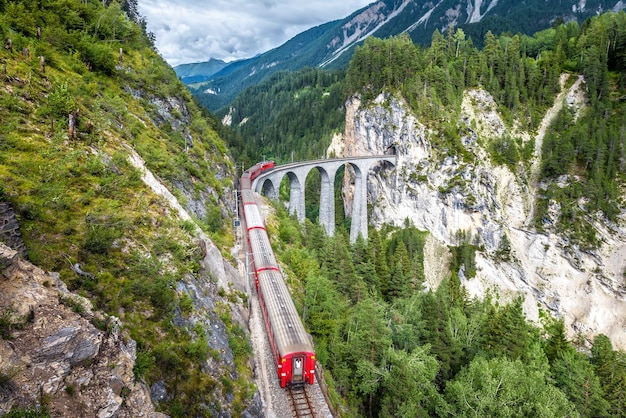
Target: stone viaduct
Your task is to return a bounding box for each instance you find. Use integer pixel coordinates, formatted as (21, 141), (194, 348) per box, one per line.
(252, 156), (396, 243)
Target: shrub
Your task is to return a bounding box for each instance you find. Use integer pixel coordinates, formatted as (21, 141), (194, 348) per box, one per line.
(78, 37), (116, 75)
(0, 307), (28, 339)
(133, 349), (156, 381)
(83, 217), (123, 255)
(42, 82), (77, 121)
(2, 406), (50, 418)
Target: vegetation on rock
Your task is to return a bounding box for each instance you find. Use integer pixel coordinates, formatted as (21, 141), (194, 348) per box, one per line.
(270, 207), (625, 417)
(0, 1), (251, 416)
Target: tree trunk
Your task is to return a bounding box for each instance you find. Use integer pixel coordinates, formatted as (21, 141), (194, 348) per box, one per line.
(39, 56), (45, 73)
(68, 113), (76, 139)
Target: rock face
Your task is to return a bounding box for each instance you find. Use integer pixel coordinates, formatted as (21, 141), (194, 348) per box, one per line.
(338, 83), (626, 349)
(127, 146), (262, 416)
(0, 243), (165, 417)
(0, 202), (27, 258)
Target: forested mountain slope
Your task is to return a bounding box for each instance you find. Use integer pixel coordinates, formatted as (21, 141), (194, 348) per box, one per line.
(219, 67), (347, 168)
(187, 0), (625, 112)
(173, 58), (228, 84)
(241, 11), (626, 417)
(0, 1), (258, 416)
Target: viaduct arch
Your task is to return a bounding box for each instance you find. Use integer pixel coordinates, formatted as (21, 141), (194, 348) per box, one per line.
(251, 156), (397, 243)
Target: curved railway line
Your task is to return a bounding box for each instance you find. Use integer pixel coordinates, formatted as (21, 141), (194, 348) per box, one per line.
(239, 161), (316, 387)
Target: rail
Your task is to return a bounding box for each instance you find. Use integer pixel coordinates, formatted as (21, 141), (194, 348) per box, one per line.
(288, 385), (316, 418)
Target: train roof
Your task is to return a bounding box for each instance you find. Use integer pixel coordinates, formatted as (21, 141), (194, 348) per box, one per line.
(240, 175), (314, 360)
(243, 204), (265, 230)
(247, 228), (278, 269)
(258, 269), (314, 356)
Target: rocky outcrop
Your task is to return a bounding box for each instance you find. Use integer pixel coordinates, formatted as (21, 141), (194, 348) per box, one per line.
(0, 202), (27, 258)
(340, 84), (626, 349)
(0, 243), (165, 417)
(126, 145), (262, 416)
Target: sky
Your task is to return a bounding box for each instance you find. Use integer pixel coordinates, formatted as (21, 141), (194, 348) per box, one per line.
(137, 0), (373, 67)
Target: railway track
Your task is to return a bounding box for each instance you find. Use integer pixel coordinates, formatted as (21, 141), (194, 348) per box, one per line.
(288, 385), (316, 417)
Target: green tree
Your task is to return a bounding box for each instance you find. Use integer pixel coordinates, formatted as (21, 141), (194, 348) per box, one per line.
(378, 346), (442, 417)
(422, 285), (464, 385)
(335, 296), (392, 414)
(370, 228), (391, 297)
(592, 334), (626, 417)
(552, 350), (611, 417)
(352, 235), (380, 294)
(482, 297), (533, 361)
(302, 272), (348, 364)
(387, 261), (409, 301)
(42, 82), (77, 121)
(543, 318), (575, 364)
(444, 356), (578, 417)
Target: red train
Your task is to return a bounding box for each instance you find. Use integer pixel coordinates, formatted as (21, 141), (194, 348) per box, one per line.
(245, 160), (275, 181)
(239, 161), (315, 387)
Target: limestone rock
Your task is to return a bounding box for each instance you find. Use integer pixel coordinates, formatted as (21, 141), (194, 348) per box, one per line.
(0, 243), (165, 417)
(0, 202), (27, 258)
(341, 85), (626, 349)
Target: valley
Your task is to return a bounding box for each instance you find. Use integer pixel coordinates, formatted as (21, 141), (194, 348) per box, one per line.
(1, 1), (626, 416)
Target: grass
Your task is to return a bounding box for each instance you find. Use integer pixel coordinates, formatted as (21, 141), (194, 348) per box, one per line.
(0, 2), (250, 415)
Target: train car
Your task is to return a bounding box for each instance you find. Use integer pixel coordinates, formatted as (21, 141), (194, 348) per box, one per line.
(243, 204), (264, 231)
(246, 160), (275, 181)
(239, 161), (315, 387)
(257, 268), (315, 386)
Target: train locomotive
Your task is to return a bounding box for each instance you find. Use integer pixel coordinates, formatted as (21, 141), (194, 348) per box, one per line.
(239, 161), (316, 387)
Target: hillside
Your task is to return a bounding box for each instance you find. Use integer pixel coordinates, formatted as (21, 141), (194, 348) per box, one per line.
(219, 67), (347, 168)
(0, 1), (258, 416)
(238, 12), (626, 417)
(186, 0), (625, 112)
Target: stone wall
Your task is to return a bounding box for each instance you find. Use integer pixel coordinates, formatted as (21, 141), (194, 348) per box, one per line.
(0, 202), (27, 258)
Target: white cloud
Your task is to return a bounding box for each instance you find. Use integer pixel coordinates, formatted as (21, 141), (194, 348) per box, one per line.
(138, 0), (373, 66)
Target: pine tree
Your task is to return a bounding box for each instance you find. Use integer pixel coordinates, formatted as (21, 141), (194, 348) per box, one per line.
(352, 235), (380, 294)
(544, 318), (575, 364)
(482, 297), (532, 361)
(552, 350), (611, 417)
(387, 261), (408, 301)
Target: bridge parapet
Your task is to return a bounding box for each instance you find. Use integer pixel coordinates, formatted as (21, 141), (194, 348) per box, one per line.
(252, 156), (397, 242)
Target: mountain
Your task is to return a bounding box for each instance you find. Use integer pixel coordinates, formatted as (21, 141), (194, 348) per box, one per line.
(261, 13), (626, 416)
(0, 1), (261, 416)
(173, 57), (229, 84)
(188, 0), (626, 111)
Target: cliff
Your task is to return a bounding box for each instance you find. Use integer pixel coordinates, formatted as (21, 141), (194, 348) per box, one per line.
(0, 2), (260, 414)
(335, 75), (626, 349)
(0, 243), (165, 417)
